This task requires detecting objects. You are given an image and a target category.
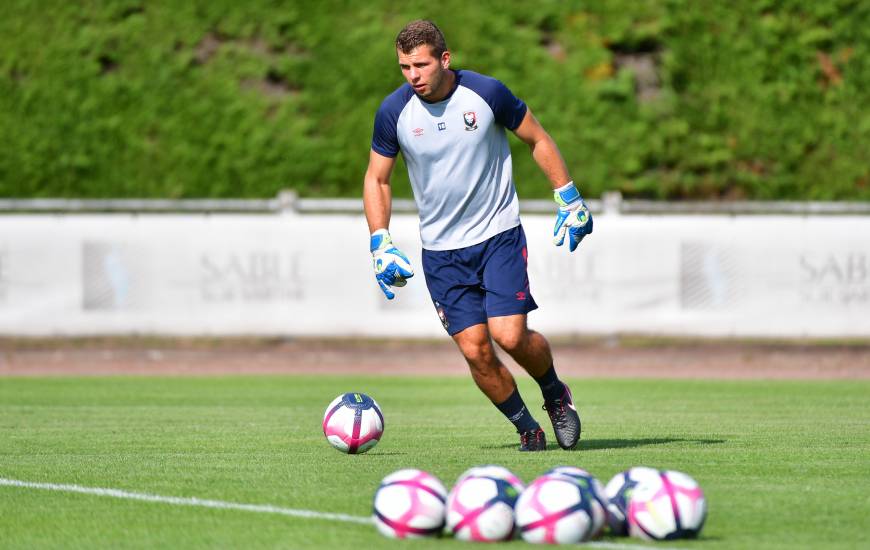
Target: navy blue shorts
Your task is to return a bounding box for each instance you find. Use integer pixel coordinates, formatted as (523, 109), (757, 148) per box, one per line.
(422, 225), (538, 336)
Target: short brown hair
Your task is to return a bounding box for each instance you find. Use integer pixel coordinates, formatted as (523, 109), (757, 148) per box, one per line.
(395, 20), (448, 58)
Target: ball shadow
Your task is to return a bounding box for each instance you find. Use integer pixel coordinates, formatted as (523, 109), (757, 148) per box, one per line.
(367, 451), (407, 456)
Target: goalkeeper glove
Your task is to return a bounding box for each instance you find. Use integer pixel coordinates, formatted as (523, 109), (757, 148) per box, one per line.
(370, 229), (414, 300)
(553, 181), (593, 252)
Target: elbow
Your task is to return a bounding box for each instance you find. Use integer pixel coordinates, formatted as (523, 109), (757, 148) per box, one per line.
(366, 172), (391, 188)
(364, 174), (390, 192)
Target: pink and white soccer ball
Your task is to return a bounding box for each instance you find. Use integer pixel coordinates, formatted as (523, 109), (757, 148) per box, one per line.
(515, 474), (599, 544)
(627, 469), (707, 540)
(604, 466), (661, 536)
(456, 464), (525, 493)
(446, 473), (521, 541)
(543, 466), (608, 539)
(373, 469), (447, 539)
(321, 392), (384, 454)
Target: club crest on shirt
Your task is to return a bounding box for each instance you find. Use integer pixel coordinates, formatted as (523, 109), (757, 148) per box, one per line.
(463, 111), (478, 131)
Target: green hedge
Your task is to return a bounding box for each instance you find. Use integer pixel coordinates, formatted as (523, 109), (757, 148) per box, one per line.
(1, 0), (867, 200)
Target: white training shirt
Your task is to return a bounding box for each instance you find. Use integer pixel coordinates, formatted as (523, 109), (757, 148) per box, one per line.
(371, 69), (528, 251)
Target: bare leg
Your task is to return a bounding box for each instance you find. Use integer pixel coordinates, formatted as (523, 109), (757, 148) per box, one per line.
(487, 314), (553, 378)
(452, 320), (547, 450)
(451, 323), (517, 404)
(489, 314), (581, 449)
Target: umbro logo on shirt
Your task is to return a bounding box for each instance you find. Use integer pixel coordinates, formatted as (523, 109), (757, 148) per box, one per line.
(412, 127), (424, 137)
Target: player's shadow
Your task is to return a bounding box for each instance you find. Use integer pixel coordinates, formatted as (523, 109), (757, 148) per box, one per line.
(578, 437), (726, 451)
(484, 437), (725, 451)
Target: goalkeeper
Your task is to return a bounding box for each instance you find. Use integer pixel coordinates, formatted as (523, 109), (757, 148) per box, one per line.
(363, 20), (592, 452)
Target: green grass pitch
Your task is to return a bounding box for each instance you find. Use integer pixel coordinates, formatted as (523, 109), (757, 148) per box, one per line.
(1, 375), (868, 549)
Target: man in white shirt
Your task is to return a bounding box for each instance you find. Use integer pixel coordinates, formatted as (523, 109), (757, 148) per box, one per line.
(363, 20), (593, 451)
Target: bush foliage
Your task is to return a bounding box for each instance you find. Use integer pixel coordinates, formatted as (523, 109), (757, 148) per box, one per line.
(1, 0), (867, 200)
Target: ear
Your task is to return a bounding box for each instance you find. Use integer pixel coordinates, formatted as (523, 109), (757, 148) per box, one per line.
(440, 50), (451, 70)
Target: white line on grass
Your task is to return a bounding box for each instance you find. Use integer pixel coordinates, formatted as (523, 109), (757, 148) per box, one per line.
(1, 477), (672, 549)
(0, 477), (371, 525)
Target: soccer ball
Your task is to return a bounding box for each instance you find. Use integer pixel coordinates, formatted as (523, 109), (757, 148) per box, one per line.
(456, 464), (525, 492)
(627, 469), (707, 540)
(603, 466), (660, 536)
(446, 474), (520, 541)
(515, 474), (599, 544)
(321, 392), (384, 454)
(373, 469), (447, 539)
(543, 466), (609, 539)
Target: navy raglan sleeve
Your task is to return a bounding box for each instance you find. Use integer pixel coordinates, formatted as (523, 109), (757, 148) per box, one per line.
(371, 86), (414, 157)
(488, 79), (527, 130)
(371, 101), (399, 158)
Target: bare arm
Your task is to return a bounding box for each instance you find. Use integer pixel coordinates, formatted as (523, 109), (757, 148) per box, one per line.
(514, 108), (592, 251)
(512, 108), (571, 190)
(362, 150), (397, 233)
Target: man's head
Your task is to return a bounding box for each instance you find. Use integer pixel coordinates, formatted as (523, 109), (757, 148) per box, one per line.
(396, 19), (448, 58)
(395, 20), (453, 102)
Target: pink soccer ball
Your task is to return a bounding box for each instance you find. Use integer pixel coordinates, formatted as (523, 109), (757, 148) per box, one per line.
(321, 392), (384, 454)
(604, 466), (661, 536)
(543, 466), (609, 539)
(456, 464), (525, 493)
(446, 473), (520, 541)
(373, 469), (447, 539)
(627, 469), (707, 540)
(515, 474), (599, 544)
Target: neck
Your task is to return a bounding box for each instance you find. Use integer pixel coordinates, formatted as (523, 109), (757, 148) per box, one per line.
(426, 69), (456, 103)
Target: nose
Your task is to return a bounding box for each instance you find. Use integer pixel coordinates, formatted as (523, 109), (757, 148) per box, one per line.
(409, 67), (420, 81)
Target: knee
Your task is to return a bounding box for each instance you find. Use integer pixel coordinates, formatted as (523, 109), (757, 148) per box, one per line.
(462, 344), (496, 369)
(492, 328), (528, 355)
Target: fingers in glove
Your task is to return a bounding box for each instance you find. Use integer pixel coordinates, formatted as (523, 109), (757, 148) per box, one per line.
(377, 278), (395, 300)
(394, 263), (414, 280)
(553, 224), (567, 247)
(553, 210), (569, 246)
(567, 216), (593, 252)
(568, 229), (586, 252)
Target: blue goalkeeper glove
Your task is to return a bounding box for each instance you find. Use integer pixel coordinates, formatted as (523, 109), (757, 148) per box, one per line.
(553, 181), (593, 252)
(370, 229), (414, 300)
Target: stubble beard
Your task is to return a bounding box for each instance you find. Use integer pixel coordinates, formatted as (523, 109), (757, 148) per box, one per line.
(416, 68), (445, 101)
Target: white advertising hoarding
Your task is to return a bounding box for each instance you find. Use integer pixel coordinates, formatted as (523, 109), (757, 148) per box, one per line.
(0, 212), (867, 337)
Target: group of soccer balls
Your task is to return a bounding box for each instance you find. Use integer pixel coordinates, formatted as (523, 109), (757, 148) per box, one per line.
(373, 464), (707, 543)
(320, 392), (706, 542)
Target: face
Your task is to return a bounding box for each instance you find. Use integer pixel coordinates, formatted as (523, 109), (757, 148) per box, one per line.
(397, 45), (451, 101)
